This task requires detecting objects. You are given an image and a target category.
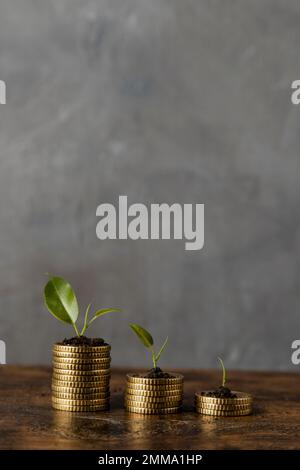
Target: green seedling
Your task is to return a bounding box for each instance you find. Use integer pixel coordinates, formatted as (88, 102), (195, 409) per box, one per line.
(130, 323), (168, 369)
(44, 275), (120, 337)
(217, 356), (227, 387)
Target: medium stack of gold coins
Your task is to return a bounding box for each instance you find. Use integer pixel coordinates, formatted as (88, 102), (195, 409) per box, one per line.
(51, 344), (111, 412)
(195, 391), (253, 416)
(125, 373), (184, 414)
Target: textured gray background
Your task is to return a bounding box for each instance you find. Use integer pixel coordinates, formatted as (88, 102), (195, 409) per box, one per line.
(0, 0), (299, 370)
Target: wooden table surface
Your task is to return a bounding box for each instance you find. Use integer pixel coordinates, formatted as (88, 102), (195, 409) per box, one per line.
(0, 366), (299, 450)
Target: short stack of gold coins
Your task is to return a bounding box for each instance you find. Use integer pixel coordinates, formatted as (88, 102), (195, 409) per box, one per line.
(51, 344), (111, 412)
(125, 373), (184, 414)
(195, 391), (253, 417)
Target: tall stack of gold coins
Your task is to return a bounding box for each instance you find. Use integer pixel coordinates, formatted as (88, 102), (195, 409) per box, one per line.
(125, 373), (184, 414)
(195, 391), (253, 416)
(51, 344), (111, 412)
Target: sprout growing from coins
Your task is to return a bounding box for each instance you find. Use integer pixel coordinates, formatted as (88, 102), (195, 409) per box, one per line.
(44, 275), (120, 337)
(200, 356), (237, 398)
(130, 323), (168, 370)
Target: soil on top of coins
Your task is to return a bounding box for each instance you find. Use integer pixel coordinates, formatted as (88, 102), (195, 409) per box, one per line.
(59, 336), (108, 346)
(139, 367), (174, 378)
(201, 386), (237, 398)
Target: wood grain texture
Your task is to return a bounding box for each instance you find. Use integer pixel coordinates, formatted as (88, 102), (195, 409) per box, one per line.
(0, 366), (299, 450)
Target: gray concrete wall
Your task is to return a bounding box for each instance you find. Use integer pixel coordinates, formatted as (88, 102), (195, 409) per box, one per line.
(0, 0), (299, 370)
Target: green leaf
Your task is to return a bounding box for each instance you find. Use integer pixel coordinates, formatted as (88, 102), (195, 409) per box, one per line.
(88, 308), (121, 326)
(92, 308), (121, 319)
(130, 324), (153, 348)
(155, 336), (168, 363)
(44, 276), (79, 325)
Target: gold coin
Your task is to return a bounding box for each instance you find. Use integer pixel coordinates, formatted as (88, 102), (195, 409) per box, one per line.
(52, 361), (111, 370)
(195, 398), (253, 407)
(52, 396), (109, 406)
(53, 351), (111, 359)
(53, 360), (111, 368)
(194, 401), (251, 411)
(195, 391), (252, 405)
(53, 393), (109, 400)
(52, 383), (109, 393)
(52, 374), (110, 383)
(126, 373), (183, 385)
(52, 402), (109, 412)
(126, 388), (182, 397)
(125, 394), (182, 403)
(195, 407), (252, 416)
(125, 405), (181, 415)
(124, 398), (182, 408)
(52, 368), (110, 376)
(53, 391), (110, 400)
(53, 344), (111, 353)
(52, 380), (110, 390)
(52, 376), (110, 385)
(126, 386), (183, 394)
(52, 356), (111, 364)
(52, 378), (110, 387)
(126, 383), (183, 392)
(125, 399), (182, 409)
(52, 373), (110, 381)
(52, 396), (110, 405)
(52, 366), (111, 377)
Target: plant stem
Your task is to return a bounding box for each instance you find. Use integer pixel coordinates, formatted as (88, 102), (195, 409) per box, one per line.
(218, 357), (226, 387)
(80, 304), (91, 336)
(151, 348), (157, 369)
(80, 322), (88, 336)
(73, 322), (80, 337)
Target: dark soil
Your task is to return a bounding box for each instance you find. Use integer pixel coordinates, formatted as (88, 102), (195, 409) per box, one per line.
(59, 336), (107, 346)
(141, 367), (174, 378)
(201, 386), (237, 398)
